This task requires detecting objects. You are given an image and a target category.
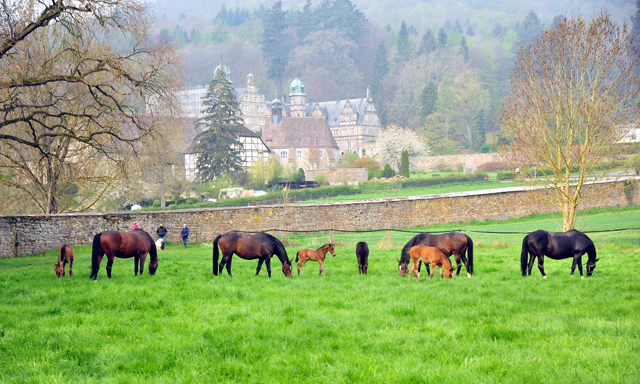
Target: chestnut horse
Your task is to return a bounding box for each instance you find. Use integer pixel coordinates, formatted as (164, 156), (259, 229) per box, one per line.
(521, 229), (598, 278)
(399, 232), (473, 278)
(356, 242), (369, 274)
(408, 245), (454, 281)
(90, 229), (158, 280)
(54, 244), (74, 278)
(213, 231), (293, 277)
(296, 243), (336, 277)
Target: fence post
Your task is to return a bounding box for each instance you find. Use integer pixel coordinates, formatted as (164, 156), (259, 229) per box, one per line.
(387, 229), (392, 248)
(329, 230), (333, 244)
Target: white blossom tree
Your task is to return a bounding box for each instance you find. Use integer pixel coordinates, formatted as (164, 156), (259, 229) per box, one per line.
(375, 125), (429, 171)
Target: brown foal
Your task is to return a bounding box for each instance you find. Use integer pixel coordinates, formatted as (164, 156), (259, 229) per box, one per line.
(54, 244), (74, 278)
(296, 244), (336, 277)
(408, 245), (454, 281)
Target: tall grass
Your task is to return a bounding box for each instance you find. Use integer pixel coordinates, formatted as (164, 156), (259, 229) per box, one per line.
(1, 208), (640, 382)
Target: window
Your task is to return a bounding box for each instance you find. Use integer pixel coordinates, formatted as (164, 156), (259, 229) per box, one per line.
(296, 150), (302, 159)
(245, 95), (249, 101)
(319, 149), (323, 158)
(349, 128), (354, 135)
(258, 119), (265, 125)
(255, 96), (258, 101)
(346, 115), (350, 121)
(280, 150), (288, 159)
(347, 142), (352, 150)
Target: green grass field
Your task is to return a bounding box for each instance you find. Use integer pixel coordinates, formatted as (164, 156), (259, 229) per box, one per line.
(1, 206), (640, 383)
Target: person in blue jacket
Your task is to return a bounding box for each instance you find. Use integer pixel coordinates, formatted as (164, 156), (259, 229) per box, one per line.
(181, 224), (190, 248)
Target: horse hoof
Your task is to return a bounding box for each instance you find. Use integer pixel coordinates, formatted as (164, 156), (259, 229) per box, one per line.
(467, 273), (471, 278)
(581, 276), (584, 279)
(571, 274), (574, 277)
(543, 276), (547, 279)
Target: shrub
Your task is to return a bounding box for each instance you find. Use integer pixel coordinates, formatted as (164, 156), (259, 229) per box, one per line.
(443, 166), (453, 172)
(383, 163), (396, 178)
(497, 170), (516, 180)
(401, 150), (410, 178)
(314, 173), (328, 186)
(477, 162), (508, 172)
(352, 156), (380, 171)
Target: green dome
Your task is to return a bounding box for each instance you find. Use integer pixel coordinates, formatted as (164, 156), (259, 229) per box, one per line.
(289, 77), (306, 96)
(271, 97), (282, 109)
(214, 63), (232, 83)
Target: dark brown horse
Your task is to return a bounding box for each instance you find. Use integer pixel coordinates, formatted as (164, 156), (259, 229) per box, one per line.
(356, 242), (369, 274)
(90, 229), (158, 280)
(408, 245), (454, 281)
(296, 243), (336, 277)
(399, 232), (474, 278)
(213, 231), (293, 277)
(54, 244), (74, 278)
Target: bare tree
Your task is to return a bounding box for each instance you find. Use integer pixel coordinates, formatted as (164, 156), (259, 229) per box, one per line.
(497, 12), (640, 231)
(0, 1), (179, 214)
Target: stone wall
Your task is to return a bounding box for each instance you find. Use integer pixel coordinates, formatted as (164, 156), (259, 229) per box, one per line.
(1, 179), (638, 257)
(305, 168), (368, 185)
(413, 153), (505, 172)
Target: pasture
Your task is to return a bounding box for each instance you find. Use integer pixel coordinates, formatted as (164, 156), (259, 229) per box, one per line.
(1, 206), (640, 383)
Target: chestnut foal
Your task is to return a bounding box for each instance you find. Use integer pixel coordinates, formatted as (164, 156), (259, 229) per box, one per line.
(296, 244), (336, 277)
(408, 245), (454, 281)
(54, 244), (74, 278)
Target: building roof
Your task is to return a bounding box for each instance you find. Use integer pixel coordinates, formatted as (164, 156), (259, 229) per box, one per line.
(262, 117), (338, 149)
(309, 98), (368, 127)
(214, 63), (233, 83)
(289, 77), (306, 96)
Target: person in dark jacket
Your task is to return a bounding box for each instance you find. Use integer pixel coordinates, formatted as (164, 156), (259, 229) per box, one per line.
(181, 224), (189, 248)
(156, 224), (167, 250)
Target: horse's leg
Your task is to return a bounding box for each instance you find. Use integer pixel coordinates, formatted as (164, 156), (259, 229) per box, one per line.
(68, 256), (73, 277)
(140, 253), (147, 276)
(570, 256), (578, 277)
(225, 255), (233, 277)
(576, 254), (584, 278)
(265, 257), (272, 278)
(318, 259), (325, 277)
(92, 255), (104, 280)
(458, 252), (471, 278)
(528, 254), (536, 276)
(134, 256), (139, 276)
(537, 255), (547, 278)
(439, 265), (444, 279)
(106, 256), (114, 278)
(297, 256), (306, 276)
(256, 258), (265, 276)
(429, 262), (435, 280)
(408, 261), (414, 281)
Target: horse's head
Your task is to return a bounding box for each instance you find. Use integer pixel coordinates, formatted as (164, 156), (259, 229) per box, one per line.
(54, 263), (63, 278)
(445, 265), (455, 280)
(282, 260), (293, 277)
(398, 259), (409, 277)
(586, 258), (599, 277)
(328, 243), (336, 257)
(149, 258), (159, 276)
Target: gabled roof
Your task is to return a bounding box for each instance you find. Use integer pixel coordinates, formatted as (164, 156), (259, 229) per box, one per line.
(308, 98), (368, 127)
(262, 117), (338, 149)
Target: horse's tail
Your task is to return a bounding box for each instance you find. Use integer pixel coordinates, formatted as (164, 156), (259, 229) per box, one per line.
(295, 250), (300, 263)
(212, 234), (222, 276)
(91, 233), (102, 279)
(466, 235), (474, 275)
(520, 235), (530, 276)
(59, 245), (67, 264)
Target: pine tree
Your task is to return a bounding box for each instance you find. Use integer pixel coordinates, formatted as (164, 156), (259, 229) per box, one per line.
(518, 10), (542, 46)
(419, 81), (438, 125)
(493, 22), (503, 37)
(466, 25), (475, 37)
(632, 0), (640, 75)
(260, 1), (291, 92)
(296, 0), (313, 43)
(395, 21), (413, 65)
(418, 30), (437, 55)
(438, 28), (447, 48)
(370, 40), (389, 98)
(472, 109), (486, 152)
(400, 150), (409, 178)
(460, 36), (469, 62)
(193, 66), (245, 181)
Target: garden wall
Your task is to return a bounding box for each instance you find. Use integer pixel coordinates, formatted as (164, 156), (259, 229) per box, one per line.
(1, 179), (638, 257)
(413, 153), (505, 172)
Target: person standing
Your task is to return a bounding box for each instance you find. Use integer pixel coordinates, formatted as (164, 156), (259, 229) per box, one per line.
(181, 224), (190, 248)
(156, 223), (167, 242)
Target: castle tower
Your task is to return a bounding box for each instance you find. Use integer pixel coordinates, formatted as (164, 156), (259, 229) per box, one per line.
(271, 96), (283, 126)
(289, 77), (307, 117)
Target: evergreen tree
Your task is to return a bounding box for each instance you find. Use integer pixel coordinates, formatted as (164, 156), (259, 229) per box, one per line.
(383, 163), (396, 178)
(395, 21), (412, 65)
(438, 28), (448, 48)
(518, 10), (542, 46)
(472, 109), (486, 152)
(460, 36), (469, 62)
(466, 25), (475, 36)
(260, 1), (291, 92)
(419, 81), (438, 125)
(400, 150), (409, 178)
(419, 30), (437, 55)
(370, 40), (389, 98)
(324, 0), (367, 42)
(296, 0), (313, 44)
(632, 0), (640, 75)
(453, 20), (463, 33)
(193, 67), (245, 181)
(493, 22), (503, 37)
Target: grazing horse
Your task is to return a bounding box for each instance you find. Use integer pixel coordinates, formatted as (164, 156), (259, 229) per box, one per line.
(399, 232), (474, 278)
(408, 245), (454, 281)
(356, 242), (369, 274)
(521, 229), (598, 278)
(213, 231), (293, 278)
(54, 244), (74, 278)
(90, 229), (158, 280)
(296, 244), (336, 277)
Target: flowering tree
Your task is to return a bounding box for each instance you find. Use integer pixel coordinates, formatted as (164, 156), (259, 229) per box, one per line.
(375, 125), (429, 171)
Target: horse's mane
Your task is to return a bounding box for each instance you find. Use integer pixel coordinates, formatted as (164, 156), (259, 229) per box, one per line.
(317, 243), (332, 251)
